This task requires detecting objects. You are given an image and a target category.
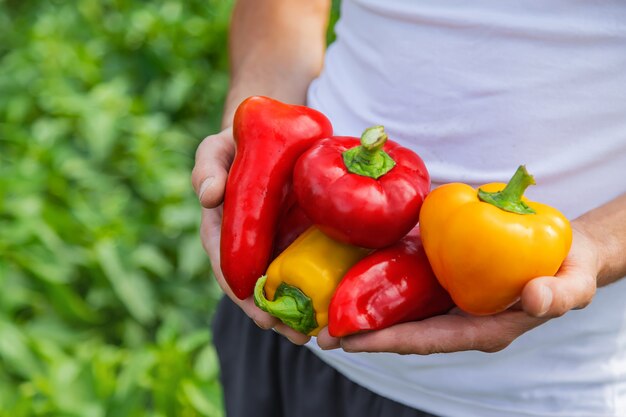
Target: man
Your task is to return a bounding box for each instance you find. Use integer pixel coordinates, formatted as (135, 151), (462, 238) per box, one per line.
(192, 1), (626, 415)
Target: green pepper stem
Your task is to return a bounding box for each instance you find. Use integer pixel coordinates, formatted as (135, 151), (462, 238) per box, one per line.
(342, 126), (396, 179)
(253, 276), (318, 335)
(361, 125), (388, 153)
(477, 165), (537, 215)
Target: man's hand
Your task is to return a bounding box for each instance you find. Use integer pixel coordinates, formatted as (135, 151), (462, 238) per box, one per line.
(316, 226), (599, 353)
(192, 128), (311, 345)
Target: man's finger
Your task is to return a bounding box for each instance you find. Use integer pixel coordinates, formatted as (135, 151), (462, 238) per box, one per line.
(200, 208), (280, 330)
(191, 128), (235, 208)
(240, 297), (281, 330)
(273, 323), (312, 345)
(522, 227), (599, 318)
(521, 272), (596, 318)
(316, 327), (341, 350)
(340, 311), (542, 355)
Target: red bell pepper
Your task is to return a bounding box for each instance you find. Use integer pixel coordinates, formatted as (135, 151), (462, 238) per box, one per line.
(293, 126), (430, 248)
(328, 226), (453, 337)
(221, 96), (333, 299)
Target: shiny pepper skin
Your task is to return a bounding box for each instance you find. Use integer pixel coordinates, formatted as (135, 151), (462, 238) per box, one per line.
(420, 166), (573, 315)
(254, 226), (369, 335)
(293, 126), (430, 249)
(328, 226), (454, 337)
(221, 96), (333, 300)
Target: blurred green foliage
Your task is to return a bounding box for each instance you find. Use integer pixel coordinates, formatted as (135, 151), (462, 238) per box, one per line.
(0, 0), (341, 415)
(0, 0), (233, 415)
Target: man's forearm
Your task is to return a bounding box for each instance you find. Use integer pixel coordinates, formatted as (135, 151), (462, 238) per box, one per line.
(221, 0), (331, 127)
(574, 193), (626, 286)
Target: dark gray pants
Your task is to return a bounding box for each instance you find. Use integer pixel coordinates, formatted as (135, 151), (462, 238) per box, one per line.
(212, 297), (437, 417)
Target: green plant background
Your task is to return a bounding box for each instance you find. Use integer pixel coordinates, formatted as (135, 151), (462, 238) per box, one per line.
(0, 0), (340, 416)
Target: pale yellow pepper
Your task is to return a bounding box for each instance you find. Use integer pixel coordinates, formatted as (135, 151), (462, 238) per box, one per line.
(254, 226), (369, 335)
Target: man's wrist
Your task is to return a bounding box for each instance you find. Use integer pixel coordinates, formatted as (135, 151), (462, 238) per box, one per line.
(572, 193), (626, 287)
(571, 220), (604, 283)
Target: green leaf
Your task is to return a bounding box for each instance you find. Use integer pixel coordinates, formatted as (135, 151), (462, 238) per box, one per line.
(178, 234), (208, 279)
(95, 240), (156, 324)
(181, 380), (223, 417)
(0, 321), (41, 378)
(194, 345), (219, 382)
(132, 245), (173, 278)
(177, 330), (211, 354)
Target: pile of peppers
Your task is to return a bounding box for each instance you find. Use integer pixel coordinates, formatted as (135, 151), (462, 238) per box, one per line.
(220, 96), (572, 337)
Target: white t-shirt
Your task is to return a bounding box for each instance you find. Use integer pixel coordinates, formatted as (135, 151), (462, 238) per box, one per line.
(306, 1), (626, 416)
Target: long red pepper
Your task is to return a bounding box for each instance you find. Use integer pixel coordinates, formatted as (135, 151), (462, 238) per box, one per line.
(221, 96), (332, 299)
(293, 126), (430, 248)
(328, 226), (454, 337)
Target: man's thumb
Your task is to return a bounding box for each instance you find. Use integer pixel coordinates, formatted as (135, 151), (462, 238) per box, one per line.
(192, 129), (235, 208)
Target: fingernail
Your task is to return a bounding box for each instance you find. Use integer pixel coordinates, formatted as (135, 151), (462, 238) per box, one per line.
(273, 328), (294, 343)
(320, 342), (340, 351)
(538, 286), (553, 317)
(198, 177), (214, 201)
(253, 319), (272, 330)
(340, 340), (355, 353)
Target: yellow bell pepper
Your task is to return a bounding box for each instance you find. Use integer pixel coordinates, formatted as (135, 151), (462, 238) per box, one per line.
(420, 165), (572, 315)
(254, 226), (369, 335)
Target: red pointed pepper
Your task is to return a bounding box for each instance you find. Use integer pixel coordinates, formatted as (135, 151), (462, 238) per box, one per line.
(221, 96), (333, 299)
(293, 126), (430, 248)
(328, 226), (453, 337)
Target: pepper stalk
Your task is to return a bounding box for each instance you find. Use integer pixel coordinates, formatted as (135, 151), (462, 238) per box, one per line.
(254, 276), (318, 335)
(478, 165), (537, 214)
(342, 126), (396, 179)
